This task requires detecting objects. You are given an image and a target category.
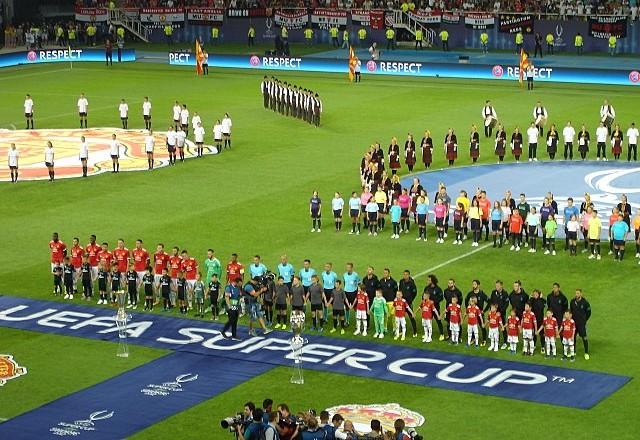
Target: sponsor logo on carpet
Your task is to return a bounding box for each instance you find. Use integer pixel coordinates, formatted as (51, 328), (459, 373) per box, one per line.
(140, 373), (199, 397)
(325, 403), (424, 433)
(49, 410), (114, 437)
(0, 354), (27, 386)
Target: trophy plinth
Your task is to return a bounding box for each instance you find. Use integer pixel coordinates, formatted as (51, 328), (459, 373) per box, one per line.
(115, 291), (131, 358)
(289, 310), (307, 384)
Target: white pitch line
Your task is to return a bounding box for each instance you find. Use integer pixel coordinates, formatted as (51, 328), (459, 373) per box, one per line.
(0, 67), (72, 81)
(1, 101), (141, 127)
(414, 243), (492, 277)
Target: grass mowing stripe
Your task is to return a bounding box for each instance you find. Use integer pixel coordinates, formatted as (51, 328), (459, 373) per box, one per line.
(414, 243), (492, 277)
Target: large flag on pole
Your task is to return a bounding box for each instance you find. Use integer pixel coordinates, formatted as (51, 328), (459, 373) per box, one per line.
(348, 46), (357, 81)
(195, 39), (205, 76)
(518, 48), (530, 84)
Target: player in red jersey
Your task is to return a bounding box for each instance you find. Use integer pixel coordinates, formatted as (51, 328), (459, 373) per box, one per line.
(521, 302), (538, 356)
(49, 232), (67, 273)
(85, 234), (100, 282)
(180, 250), (198, 309)
(485, 303), (503, 352)
(416, 291), (441, 343)
(393, 291), (414, 341)
(97, 242), (113, 273)
(168, 246), (182, 308)
(226, 253), (245, 314)
(447, 296), (462, 344)
(538, 310), (559, 358)
(69, 237), (84, 294)
(561, 311), (576, 362)
(464, 297), (483, 348)
(506, 310), (520, 354)
(131, 239), (149, 285)
(112, 239), (130, 280)
(153, 243), (170, 303)
(352, 286), (370, 337)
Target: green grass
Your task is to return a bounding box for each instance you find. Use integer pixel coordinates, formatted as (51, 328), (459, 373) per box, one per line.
(0, 62), (639, 438)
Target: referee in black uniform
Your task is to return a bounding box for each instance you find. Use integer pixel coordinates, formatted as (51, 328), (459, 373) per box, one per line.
(399, 270), (418, 337)
(546, 283), (568, 328)
(570, 289), (592, 360)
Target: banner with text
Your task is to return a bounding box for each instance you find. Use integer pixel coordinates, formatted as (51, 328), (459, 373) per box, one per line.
(407, 10), (442, 25)
(465, 13), (495, 29)
(274, 10), (309, 29)
(186, 7), (224, 25)
(0, 49), (136, 68)
(140, 7), (185, 27)
(441, 12), (461, 24)
(226, 8), (268, 18)
(498, 14), (534, 34)
(351, 9), (371, 26)
(370, 10), (385, 29)
(311, 8), (347, 29)
(74, 7), (108, 22)
(588, 16), (628, 39)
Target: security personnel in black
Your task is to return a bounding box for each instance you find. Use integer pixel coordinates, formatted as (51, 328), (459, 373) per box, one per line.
(489, 280), (510, 347)
(570, 288), (591, 360)
(444, 279), (462, 340)
(466, 279), (488, 345)
(399, 270), (418, 337)
(546, 282), (568, 328)
(508, 280), (529, 319)
(363, 268), (379, 303)
(529, 289), (546, 350)
(424, 274), (445, 339)
(379, 268), (397, 303)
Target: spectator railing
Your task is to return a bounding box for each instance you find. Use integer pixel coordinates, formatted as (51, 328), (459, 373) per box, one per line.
(108, 8), (150, 42)
(393, 9), (436, 46)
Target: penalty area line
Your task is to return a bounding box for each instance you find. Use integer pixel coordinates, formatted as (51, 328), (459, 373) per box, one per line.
(414, 243), (492, 278)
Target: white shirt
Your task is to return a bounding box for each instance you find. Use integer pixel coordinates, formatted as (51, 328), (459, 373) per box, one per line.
(532, 106), (547, 119)
(24, 98), (34, 114)
(179, 109), (189, 125)
(144, 135), (154, 152)
(176, 130), (186, 147)
(194, 126), (205, 143)
(626, 127), (639, 144)
(526, 127), (539, 144)
(213, 124), (223, 140)
(166, 130), (177, 146)
(221, 117), (232, 134)
(118, 103), (128, 118)
(482, 105), (496, 119)
(44, 146), (54, 163)
(600, 104), (616, 119)
(191, 115), (202, 129)
(562, 126), (575, 143)
(79, 142), (89, 159)
(109, 140), (120, 156)
(143, 101), (152, 116)
(8, 149), (19, 167)
(172, 105), (181, 120)
(77, 97), (88, 113)
(596, 126), (608, 142)
(567, 220), (580, 232)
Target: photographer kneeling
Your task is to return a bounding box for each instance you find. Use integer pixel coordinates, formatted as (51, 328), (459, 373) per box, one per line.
(235, 409), (280, 440)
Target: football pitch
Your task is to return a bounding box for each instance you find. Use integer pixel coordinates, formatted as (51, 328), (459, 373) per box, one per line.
(0, 61), (639, 438)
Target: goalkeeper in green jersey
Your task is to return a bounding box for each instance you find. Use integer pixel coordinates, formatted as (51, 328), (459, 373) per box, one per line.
(370, 289), (388, 339)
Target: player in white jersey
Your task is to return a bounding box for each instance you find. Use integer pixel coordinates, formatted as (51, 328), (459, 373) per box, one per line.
(627, 122), (638, 161)
(79, 135), (89, 177)
(44, 141), (55, 181)
(194, 122), (205, 157)
(109, 134), (121, 173)
(142, 96), (152, 130)
(176, 127), (186, 162)
(166, 126), (177, 165)
(180, 105), (190, 136)
(172, 101), (181, 129)
(77, 93), (89, 128)
(221, 113), (232, 149)
(213, 119), (223, 153)
(24, 94), (34, 129)
(118, 98), (129, 129)
(562, 121), (576, 160)
(145, 130), (155, 169)
(8, 143), (19, 183)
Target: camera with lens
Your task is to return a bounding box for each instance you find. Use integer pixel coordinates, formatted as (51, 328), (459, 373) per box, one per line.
(220, 413), (245, 431)
(406, 428), (423, 440)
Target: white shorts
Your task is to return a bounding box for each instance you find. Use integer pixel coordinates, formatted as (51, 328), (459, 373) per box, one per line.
(545, 336), (556, 345)
(421, 318), (432, 328)
(562, 337), (574, 346)
(91, 266), (99, 279)
(137, 271), (146, 283)
(507, 335), (518, 344)
(449, 322), (460, 332)
(186, 279), (196, 290)
(154, 274), (162, 284)
(488, 328), (499, 339)
(356, 310), (367, 320)
(395, 316), (406, 327)
(522, 329), (533, 339)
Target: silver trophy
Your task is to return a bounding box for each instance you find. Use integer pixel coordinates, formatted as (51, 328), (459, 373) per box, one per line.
(289, 310), (307, 385)
(115, 291), (131, 358)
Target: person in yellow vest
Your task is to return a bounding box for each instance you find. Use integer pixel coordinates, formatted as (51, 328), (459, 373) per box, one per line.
(608, 35), (617, 56)
(329, 25), (339, 48)
(342, 28), (349, 49)
(408, 1), (416, 11)
(401, 2), (409, 13)
(56, 25), (65, 47)
(358, 27), (367, 48)
(480, 31), (488, 54)
(164, 24), (173, 46)
(211, 27), (219, 46)
(574, 32), (583, 55)
(116, 26), (125, 40)
(281, 25), (288, 41)
(67, 26), (76, 48)
(545, 32), (554, 55)
(415, 28), (423, 50)
(515, 31), (523, 54)
(248, 25), (255, 47)
(439, 28), (449, 51)
(385, 26), (395, 50)
(87, 23), (96, 46)
(304, 26), (314, 46)
(109, 1), (115, 10)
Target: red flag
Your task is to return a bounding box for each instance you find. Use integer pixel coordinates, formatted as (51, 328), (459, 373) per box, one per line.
(348, 46), (357, 81)
(519, 48), (531, 84)
(195, 39), (205, 76)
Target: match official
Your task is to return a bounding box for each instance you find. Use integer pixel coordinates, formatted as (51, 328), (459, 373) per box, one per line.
(570, 289), (591, 360)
